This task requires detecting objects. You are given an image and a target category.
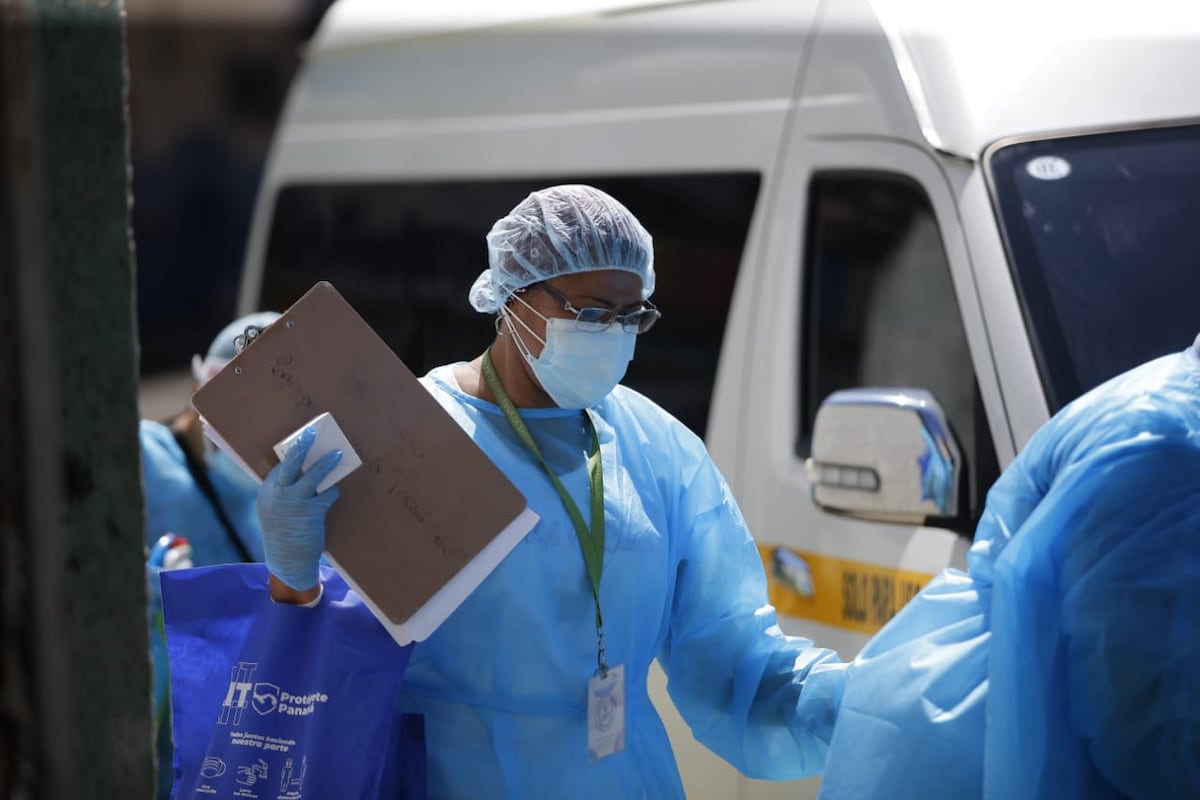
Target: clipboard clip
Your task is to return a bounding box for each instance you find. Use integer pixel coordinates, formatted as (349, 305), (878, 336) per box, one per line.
(233, 325), (266, 354)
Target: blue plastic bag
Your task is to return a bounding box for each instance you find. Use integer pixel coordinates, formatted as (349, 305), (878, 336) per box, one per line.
(162, 563), (424, 799)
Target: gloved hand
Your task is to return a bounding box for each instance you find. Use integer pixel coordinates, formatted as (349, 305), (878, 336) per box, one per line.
(257, 427), (343, 590)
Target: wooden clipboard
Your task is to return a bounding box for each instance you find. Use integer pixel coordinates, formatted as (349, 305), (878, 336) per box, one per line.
(192, 281), (538, 644)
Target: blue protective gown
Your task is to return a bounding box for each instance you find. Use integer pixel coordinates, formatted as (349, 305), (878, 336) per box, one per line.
(397, 366), (846, 799)
(819, 342), (1200, 800)
(140, 419), (265, 564)
(141, 418), (267, 695)
(140, 419), (266, 797)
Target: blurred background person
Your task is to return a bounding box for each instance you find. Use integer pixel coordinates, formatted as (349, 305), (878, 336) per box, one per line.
(142, 310), (278, 799)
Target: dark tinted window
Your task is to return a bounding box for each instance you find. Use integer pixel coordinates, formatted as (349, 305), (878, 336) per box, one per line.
(989, 124), (1200, 411)
(261, 175), (760, 436)
(801, 173), (998, 512)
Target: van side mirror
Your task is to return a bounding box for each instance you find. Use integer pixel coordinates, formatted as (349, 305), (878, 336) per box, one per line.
(805, 388), (966, 531)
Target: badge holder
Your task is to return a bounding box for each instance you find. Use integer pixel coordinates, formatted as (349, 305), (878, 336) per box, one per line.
(587, 663), (625, 763)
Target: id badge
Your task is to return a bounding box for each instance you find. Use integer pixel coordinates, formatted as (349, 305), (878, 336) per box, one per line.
(587, 663), (625, 762)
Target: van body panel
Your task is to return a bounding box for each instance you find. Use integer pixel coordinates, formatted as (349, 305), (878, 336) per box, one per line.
(311, 0), (698, 51)
(271, 105), (794, 178)
(796, 0), (927, 148)
(956, 167), (1049, 453)
(703, 181), (781, 486)
(871, 0), (1200, 157)
(292, 0), (815, 126)
(931, 158), (1019, 465)
(733, 137), (980, 658)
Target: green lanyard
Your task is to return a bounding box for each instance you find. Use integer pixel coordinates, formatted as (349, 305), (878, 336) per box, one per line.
(481, 349), (610, 674)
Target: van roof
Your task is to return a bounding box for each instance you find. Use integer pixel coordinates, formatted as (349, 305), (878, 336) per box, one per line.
(311, 0), (711, 50)
(303, 0), (1200, 158)
(869, 0), (1200, 156)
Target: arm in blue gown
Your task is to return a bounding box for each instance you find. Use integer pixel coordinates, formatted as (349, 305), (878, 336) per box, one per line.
(656, 427), (846, 780)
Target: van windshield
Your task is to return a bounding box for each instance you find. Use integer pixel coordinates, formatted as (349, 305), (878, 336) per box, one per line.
(988, 123), (1200, 412)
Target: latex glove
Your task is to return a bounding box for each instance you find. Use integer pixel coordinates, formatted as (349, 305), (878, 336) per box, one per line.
(257, 426), (343, 590)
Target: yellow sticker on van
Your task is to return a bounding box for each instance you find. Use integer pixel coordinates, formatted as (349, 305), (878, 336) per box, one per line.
(757, 544), (935, 635)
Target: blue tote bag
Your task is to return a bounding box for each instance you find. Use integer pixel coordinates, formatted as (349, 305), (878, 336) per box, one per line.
(162, 564), (424, 799)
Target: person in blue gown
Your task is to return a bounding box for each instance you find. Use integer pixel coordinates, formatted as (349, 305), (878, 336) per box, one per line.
(142, 310), (277, 798)
(256, 185), (848, 798)
(819, 337), (1200, 800)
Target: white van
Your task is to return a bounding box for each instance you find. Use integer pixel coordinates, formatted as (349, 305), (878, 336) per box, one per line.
(237, 0), (1200, 796)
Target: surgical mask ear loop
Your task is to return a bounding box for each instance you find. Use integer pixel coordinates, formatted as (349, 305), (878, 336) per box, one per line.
(498, 306), (533, 364)
(508, 290), (551, 338)
(499, 299), (547, 363)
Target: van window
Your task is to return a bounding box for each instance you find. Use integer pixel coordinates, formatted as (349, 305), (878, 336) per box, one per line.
(800, 173), (999, 512)
(989, 123), (1200, 411)
(260, 174), (760, 436)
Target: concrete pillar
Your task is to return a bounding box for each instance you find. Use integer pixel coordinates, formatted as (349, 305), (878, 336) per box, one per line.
(1, 0), (153, 797)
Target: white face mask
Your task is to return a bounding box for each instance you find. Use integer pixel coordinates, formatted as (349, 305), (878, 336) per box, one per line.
(502, 301), (637, 409)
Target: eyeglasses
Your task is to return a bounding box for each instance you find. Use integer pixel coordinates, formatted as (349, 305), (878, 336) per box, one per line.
(536, 282), (661, 334)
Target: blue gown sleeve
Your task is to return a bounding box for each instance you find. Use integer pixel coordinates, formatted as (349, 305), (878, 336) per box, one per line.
(657, 434), (846, 780)
(817, 417), (1052, 800)
(1062, 443), (1200, 799)
(140, 420), (179, 549)
(823, 347), (1200, 799)
(991, 439), (1200, 800)
(816, 568), (989, 800)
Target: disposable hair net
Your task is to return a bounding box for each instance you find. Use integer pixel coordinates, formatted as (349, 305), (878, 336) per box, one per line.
(191, 311), (281, 384)
(469, 184), (655, 313)
(819, 340), (1200, 800)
